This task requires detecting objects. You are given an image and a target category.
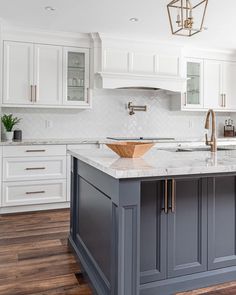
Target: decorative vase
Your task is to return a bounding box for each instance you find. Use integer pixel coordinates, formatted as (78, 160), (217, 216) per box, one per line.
(5, 131), (14, 141)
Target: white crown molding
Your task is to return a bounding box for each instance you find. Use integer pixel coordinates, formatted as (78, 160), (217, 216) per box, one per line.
(2, 24), (92, 47)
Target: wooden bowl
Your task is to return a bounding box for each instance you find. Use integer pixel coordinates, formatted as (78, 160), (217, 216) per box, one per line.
(106, 142), (154, 158)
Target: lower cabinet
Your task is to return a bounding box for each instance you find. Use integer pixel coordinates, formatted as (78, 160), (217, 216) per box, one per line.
(140, 175), (236, 283)
(167, 177), (207, 278)
(2, 179), (66, 206)
(208, 175), (236, 270)
(1, 145), (67, 208)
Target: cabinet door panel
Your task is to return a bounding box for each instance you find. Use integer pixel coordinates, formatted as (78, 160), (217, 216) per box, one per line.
(34, 44), (63, 105)
(63, 47), (90, 106)
(183, 58), (204, 109)
(223, 62), (236, 110)
(140, 181), (167, 283)
(168, 178), (207, 278)
(204, 60), (223, 109)
(208, 176), (236, 270)
(3, 41), (34, 104)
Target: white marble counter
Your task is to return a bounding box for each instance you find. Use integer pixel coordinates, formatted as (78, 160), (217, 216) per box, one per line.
(1, 136), (236, 146)
(69, 147), (236, 179)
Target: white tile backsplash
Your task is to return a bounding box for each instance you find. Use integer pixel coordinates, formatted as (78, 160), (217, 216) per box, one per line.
(1, 89), (230, 140)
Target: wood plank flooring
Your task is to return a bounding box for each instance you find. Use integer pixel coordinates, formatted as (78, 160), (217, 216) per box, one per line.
(0, 209), (92, 295)
(0, 208), (236, 295)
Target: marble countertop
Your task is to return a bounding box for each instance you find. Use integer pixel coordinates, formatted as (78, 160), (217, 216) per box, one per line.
(1, 136), (236, 146)
(69, 147), (236, 179)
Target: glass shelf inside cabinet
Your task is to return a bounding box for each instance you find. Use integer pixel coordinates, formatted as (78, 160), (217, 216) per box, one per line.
(67, 51), (86, 102)
(187, 62), (201, 105)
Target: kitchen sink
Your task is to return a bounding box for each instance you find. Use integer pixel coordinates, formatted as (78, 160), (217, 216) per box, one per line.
(170, 146), (236, 152)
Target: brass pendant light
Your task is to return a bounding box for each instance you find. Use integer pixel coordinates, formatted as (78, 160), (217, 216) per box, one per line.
(167, 0), (208, 37)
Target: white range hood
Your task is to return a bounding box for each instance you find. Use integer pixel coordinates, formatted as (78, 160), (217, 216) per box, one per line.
(96, 72), (186, 93)
(91, 33), (187, 93)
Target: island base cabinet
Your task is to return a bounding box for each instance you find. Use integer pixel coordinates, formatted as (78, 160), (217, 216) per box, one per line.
(140, 178), (207, 284)
(208, 175), (236, 270)
(69, 158), (236, 295)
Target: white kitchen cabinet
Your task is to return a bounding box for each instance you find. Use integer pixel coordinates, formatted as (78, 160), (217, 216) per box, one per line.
(3, 156), (66, 182)
(34, 44), (63, 105)
(182, 58), (204, 110)
(222, 62), (236, 110)
(63, 47), (90, 107)
(204, 60), (236, 111)
(3, 41), (34, 104)
(3, 144), (66, 157)
(204, 60), (223, 110)
(3, 41), (91, 108)
(1, 144), (67, 208)
(2, 180), (66, 207)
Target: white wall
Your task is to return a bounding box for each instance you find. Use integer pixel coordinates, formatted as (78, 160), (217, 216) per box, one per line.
(1, 89), (230, 140)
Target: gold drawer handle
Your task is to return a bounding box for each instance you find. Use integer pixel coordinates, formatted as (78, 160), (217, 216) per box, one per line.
(164, 179), (168, 214)
(25, 150), (46, 153)
(26, 190), (45, 195)
(25, 167), (46, 170)
(171, 179), (176, 213)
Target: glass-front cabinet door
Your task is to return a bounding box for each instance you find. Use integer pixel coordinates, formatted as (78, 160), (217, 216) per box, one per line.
(63, 47), (90, 107)
(182, 58), (203, 109)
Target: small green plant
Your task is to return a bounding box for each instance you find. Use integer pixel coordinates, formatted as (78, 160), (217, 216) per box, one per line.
(1, 114), (21, 132)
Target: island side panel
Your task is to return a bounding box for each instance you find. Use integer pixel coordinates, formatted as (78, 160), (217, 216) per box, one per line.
(69, 157), (141, 295)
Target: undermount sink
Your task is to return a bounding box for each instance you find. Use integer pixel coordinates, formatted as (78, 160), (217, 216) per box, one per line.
(173, 147), (236, 152)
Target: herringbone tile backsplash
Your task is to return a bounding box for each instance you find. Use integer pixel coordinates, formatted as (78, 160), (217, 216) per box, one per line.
(2, 89), (230, 140)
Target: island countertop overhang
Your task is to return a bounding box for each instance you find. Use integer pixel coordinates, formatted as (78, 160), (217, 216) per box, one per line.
(68, 148), (236, 179)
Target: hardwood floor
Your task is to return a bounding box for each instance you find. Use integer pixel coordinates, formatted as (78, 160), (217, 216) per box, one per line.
(0, 209), (92, 295)
(0, 208), (235, 295)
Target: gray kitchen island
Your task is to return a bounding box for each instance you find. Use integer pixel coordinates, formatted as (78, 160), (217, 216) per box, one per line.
(68, 147), (236, 295)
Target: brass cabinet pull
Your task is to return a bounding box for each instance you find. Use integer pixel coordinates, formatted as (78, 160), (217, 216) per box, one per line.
(26, 190), (45, 195)
(184, 93), (187, 106)
(34, 85), (37, 102)
(221, 94), (224, 107)
(30, 85), (33, 102)
(164, 179), (168, 214)
(171, 179), (176, 213)
(25, 167), (46, 170)
(25, 149), (46, 153)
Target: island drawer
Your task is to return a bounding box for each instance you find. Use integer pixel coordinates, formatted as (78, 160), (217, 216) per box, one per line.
(3, 145), (67, 157)
(2, 179), (66, 207)
(3, 156), (66, 182)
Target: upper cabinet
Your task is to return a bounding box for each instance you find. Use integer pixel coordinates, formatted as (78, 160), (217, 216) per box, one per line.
(181, 55), (236, 112)
(34, 44), (63, 105)
(182, 58), (204, 109)
(222, 62), (236, 110)
(2, 41), (91, 108)
(63, 47), (90, 106)
(203, 60), (222, 110)
(204, 60), (236, 111)
(3, 41), (34, 105)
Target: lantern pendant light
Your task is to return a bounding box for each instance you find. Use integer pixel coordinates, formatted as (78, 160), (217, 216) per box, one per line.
(167, 0), (208, 37)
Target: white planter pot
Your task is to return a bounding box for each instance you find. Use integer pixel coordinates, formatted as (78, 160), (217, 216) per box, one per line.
(5, 131), (14, 141)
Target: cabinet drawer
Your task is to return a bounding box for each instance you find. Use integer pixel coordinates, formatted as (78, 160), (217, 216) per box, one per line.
(3, 145), (66, 157)
(2, 180), (66, 207)
(3, 157), (66, 181)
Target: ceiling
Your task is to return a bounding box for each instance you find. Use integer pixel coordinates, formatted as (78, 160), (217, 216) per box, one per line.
(0, 0), (234, 50)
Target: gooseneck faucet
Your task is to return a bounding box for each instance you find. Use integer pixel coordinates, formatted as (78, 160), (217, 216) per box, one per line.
(205, 109), (217, 152)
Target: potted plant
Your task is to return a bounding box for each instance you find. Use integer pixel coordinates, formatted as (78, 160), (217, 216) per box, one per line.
(1, 114), (21, 141)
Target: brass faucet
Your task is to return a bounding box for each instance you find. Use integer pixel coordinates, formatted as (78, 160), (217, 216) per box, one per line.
(205, 109), (217, 152)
